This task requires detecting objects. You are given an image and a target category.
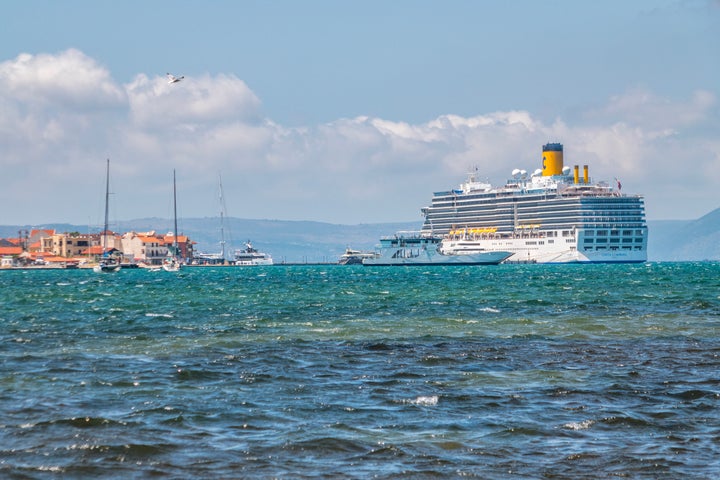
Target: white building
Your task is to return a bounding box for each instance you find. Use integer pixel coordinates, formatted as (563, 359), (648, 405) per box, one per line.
(121, 231), (168, 265)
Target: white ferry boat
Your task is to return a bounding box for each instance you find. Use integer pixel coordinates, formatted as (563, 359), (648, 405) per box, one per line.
(233, 240), (273, 266)
(362, 232), (512, 266)
(421, 143), (647, 263)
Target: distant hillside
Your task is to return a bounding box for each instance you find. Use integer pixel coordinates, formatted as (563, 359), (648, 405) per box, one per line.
(3, 207), (719, 262)
(647, 207), (720, 261)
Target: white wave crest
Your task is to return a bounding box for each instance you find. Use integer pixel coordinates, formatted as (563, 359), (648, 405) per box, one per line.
(563, 419), (594, 430)
(409, 395), (439, 406)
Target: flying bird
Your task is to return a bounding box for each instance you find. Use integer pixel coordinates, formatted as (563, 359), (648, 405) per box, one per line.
(166, 73), (184, 84)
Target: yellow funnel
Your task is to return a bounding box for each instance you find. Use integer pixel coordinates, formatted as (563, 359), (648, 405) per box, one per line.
(542, 143), (564, 176)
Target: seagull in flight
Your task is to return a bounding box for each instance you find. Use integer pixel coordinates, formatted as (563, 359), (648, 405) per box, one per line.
(167, 73), (184, 84)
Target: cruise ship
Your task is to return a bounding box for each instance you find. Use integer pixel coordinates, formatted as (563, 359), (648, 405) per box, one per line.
(420, 143), (647, 263)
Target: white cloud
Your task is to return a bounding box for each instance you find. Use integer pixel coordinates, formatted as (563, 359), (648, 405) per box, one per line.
(0, 49), (125, 109)
(125, 72), (262, 130)
(0, 49), (718, 225)
(570, 89), (720, 197)
(0, 50), (126, 170)
(593, 88), (716, 130)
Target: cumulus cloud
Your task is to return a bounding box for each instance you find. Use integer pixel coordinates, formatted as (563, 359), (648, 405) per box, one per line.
(0, 49), (126, 170)
(571, 88), (719, 195)
(125, 72), (262, 130)
(0, 49), (718, 225)
(0, 49), (125, 109)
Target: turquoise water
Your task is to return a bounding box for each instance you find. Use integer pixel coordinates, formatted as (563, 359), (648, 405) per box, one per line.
(1, 263), (719, 478)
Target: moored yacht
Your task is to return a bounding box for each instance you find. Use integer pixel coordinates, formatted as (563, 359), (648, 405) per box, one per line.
(233, 241), (273, 266)
(338, 248), (379, 265)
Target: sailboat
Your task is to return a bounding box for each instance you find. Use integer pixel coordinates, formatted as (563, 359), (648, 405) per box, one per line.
(195, 174), (229, 265)
(93, 159), (121, 273)
(196, 173), (272, 266)
(162, 169), (181, 272)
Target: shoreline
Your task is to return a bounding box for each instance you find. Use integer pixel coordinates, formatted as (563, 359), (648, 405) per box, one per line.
(1, 262), (341, 270)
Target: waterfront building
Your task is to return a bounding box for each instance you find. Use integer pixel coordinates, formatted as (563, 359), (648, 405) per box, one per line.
(162, 232), (194, 263)
(42, 232), (94, 258)
(122, 232), (169, 265)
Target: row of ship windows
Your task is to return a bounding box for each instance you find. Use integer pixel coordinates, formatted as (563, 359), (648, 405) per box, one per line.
(536, 231), (572, 237)
(436, 195), (644, 205)
(427, 215), (646, 229)
(435, 205), (646, 216)
(491, 239), (578, 246)
(430, 214), (645, 225)
(431, 204), (644, 213)
(431, 219), (646, 235)
(585, 230), (645, 236)
(434, 203), (645, 214)
(584, 238), (644, 244)
(585, 246), (644, 251)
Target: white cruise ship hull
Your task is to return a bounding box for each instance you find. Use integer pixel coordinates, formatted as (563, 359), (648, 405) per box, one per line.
(497, 247), (645, 264)
(579, 249), (646, 264)
(441, 229), (647, 264)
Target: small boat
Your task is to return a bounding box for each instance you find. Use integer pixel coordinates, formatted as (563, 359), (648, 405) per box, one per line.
(93, 159), (121, 273)
(162, 255), (180, 272)
(362, 231), (512, 266)
(162, 169), (182, 272)
(338, 248), (379, 265)
(93, 260), (120, 273)
(233, 240), (273, 266)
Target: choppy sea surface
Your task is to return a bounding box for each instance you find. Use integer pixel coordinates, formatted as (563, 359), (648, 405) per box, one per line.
(1, 262), (719, 479)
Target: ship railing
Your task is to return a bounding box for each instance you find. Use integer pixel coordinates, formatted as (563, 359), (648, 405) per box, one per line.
(446, 227), (501, 241)
(380, 230), (436, 240)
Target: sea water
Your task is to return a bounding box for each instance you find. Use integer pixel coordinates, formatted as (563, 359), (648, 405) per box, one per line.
(1, 262), (719, 478)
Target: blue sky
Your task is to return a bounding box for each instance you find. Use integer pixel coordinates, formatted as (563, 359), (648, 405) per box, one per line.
(1, 0), (719, 227)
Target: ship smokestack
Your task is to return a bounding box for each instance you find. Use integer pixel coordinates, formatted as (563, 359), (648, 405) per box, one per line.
(542, 143), (563, 176)
(573, 165), (579, 184)
(583, 165), (589, 184)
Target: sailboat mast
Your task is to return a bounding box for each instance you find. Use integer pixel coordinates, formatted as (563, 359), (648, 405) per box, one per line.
(218, 174), (226, 261)
(173, 169), (178, 253)
(102, 158), (110, 252)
